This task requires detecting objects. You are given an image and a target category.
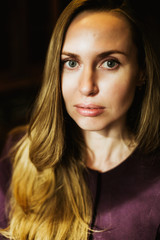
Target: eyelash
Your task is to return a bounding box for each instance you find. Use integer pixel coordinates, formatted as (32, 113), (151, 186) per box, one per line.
(61, 59), (80, 70)
(100, 59), (120, 70)
(61, 58), (120, 70)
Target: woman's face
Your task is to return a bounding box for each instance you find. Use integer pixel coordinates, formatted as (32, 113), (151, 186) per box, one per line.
(61, 11), (141, 134)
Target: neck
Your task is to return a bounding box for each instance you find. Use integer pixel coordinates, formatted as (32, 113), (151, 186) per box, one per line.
(83, 128), (136, 173)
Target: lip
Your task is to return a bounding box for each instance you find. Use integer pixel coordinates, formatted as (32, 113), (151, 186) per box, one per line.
(74, 104), (105, 117)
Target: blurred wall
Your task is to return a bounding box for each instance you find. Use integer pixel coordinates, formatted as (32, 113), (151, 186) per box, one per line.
(0, 0), (68, 151)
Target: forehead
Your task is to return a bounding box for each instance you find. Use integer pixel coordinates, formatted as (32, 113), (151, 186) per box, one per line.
(69, 10), (131, 31)
(62, 11), (135, 54)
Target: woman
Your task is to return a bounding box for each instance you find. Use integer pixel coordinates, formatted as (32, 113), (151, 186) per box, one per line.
(1, 0), (160, 239)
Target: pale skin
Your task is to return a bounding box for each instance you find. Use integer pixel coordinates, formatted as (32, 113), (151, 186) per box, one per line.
(61, 11), (143, 172)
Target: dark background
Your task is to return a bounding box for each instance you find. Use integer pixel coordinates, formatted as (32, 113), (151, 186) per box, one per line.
(0, 0), (159, 151)
(0, 0), (71, 151)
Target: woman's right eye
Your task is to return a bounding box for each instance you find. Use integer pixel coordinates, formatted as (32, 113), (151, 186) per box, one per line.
(63, 60), (78, 69)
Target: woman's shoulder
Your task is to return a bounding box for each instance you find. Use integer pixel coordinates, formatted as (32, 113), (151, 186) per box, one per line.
(136, 145), (160, 165)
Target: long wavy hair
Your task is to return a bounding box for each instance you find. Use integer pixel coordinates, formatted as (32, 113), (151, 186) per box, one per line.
(1, 0), (160, 239)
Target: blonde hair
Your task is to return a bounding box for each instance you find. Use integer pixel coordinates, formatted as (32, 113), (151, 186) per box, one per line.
(1, 0), (160, 239)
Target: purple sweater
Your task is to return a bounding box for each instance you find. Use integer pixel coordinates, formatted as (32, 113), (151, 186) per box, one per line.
(87, 148), (160, 239)
(0, 139), (160, 239)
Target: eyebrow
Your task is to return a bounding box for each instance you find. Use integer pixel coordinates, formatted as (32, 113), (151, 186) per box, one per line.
(61, 50), (128, 59)
(97, 50), (128, 59)
(61, 52), (80, 59)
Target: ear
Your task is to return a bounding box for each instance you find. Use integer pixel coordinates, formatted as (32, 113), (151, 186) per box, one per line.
(136, 70), (146, 87)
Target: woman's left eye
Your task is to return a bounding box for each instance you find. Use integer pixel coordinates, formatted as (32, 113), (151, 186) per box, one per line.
(101, 60), (119, 69)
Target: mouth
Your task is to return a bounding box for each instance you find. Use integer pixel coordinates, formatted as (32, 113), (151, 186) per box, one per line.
(75, 104), (105, 109)
(74, 104), (105, 117)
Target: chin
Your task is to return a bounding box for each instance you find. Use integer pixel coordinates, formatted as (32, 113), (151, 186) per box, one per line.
(75, 119), (108, 132)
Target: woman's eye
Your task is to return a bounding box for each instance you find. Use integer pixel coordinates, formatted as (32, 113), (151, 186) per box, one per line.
(101, 60), (119, 69)
(65, 60), (78, 69)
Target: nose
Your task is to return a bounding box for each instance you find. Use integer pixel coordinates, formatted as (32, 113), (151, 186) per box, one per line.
(79, 67), (99, 96)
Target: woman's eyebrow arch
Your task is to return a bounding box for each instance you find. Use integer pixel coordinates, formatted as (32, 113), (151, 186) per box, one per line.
(96, 50), (128, 59)
(61, 52), (80, 59)
(61, 50), (128, 58)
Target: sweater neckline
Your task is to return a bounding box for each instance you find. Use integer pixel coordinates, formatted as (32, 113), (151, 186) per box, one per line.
(87, 147), (139, 176)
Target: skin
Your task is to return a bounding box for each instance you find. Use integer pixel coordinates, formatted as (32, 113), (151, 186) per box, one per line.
(61, 11), (142, 172)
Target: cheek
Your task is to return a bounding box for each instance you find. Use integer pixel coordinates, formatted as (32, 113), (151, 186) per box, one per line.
(61, 76), (78, 110)
(112, 83), (135, 101)
(101, 74), (136, 109)
(61, 75), (73, 100)
(61, 70), (81, 104)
